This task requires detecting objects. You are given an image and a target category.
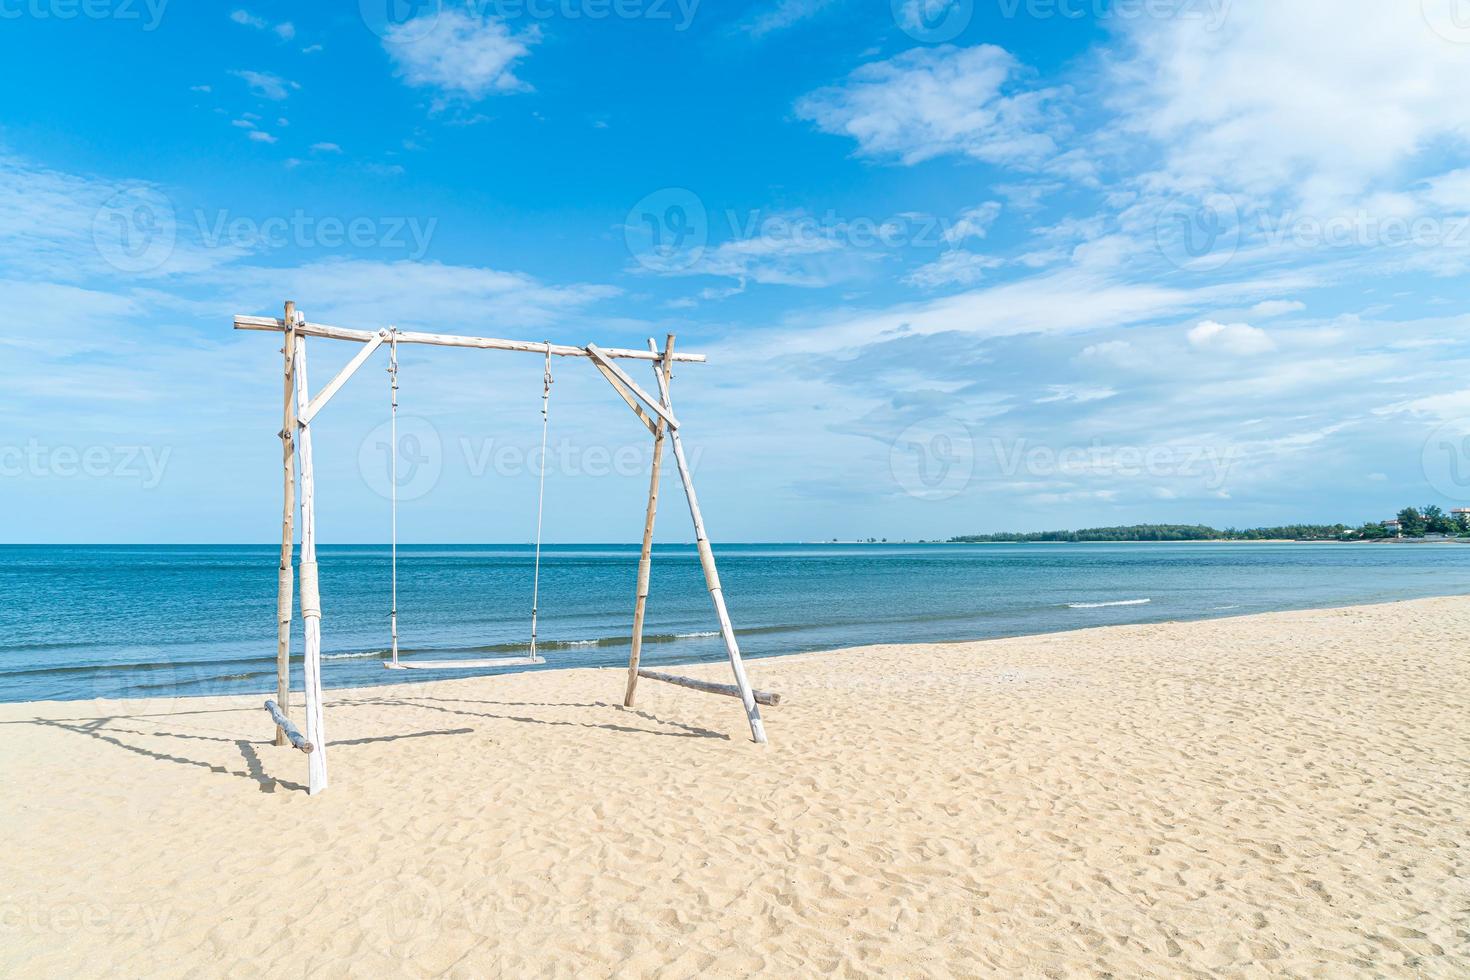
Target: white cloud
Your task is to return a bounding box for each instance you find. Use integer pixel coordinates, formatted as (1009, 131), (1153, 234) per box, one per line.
(384, 11), (538, 100)
(903, 250), (1002, 288)
(943, 201), (1002, 244)
(1249, 299), (1305, 318)
(795, 45), (1064, 167)
(247, 131), (277, 144)
(310, 142), (342, 153)
(1424, 168), (1470, 210)
(229, 9), (265, 28)
(223, 258), (619, 330)
(231, 9), (296, 43)
(1113, 2), (1470, 209)
(1376, 388), (1470, 422)
(737, 0), (836, 37)
(744, 266), (1314, 358)
(231, 70), (298, 101)
(1036, 384), (1117, 404)
(1187, 320), (1276, 356)
(189, 84), (211, 94)
(689, 231), (864, 288)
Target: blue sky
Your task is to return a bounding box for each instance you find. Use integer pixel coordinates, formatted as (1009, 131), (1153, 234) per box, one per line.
(3, 0), (1470, 543)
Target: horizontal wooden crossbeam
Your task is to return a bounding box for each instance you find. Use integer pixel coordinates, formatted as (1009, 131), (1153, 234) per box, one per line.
(234, 315), (707, 363)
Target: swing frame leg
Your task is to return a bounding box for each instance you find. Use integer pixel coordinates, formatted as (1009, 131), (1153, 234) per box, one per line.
(292, 323), (329, 795)
(645, 338), (767, 744)
(273, 300), (297, 746)
(624, 336), (675, 707)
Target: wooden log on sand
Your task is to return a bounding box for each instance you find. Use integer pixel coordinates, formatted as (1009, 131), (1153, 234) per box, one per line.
(264, 700), (314, 753)
(636, 669), (782, 707)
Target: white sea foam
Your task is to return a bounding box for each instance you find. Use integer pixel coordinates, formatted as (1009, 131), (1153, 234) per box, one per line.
(676, 631), (720, 639)
(323, 650), (386, 660)
(1067, 599), (1152, 609)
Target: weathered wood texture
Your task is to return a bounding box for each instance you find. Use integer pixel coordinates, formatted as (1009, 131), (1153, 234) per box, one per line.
(651, 351), (768, 744)
(292, 330), (329, 795)
(584, 344), (681, 429)
(385, 656), (544, 670)
(636, 669), (782, 707)
(264, 700), (314, 753)
(274, 300), (297, 746)
(624, 336), (676, 707)
(298, 328), (387, 425)
(234, 315), (706, 363)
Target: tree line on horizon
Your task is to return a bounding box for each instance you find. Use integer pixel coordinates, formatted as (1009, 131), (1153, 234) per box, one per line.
(949, 506), (1470, 543)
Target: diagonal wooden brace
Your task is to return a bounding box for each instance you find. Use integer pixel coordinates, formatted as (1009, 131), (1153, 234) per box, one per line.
(585, 344), (679, 430)
(589, 359), (659, 437)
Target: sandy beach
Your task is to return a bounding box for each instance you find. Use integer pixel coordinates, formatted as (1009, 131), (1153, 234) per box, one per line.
(3, 595), (1467, 977)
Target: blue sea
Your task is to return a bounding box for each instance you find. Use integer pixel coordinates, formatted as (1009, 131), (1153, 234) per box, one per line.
(3, 542), (1469, 703)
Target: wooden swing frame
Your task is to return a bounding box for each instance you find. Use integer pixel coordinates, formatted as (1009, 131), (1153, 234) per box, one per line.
(237, 301), (773, 796)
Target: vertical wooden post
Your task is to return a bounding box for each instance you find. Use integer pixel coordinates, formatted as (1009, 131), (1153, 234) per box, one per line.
(273, 300), (297, 746)
(653, 356), (767, 744)
(623, 334), (676, 707)
(292, 321), (328, 794)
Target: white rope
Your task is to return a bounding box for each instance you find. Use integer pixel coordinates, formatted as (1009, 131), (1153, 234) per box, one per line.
(529, 343), (553, 662)
(388, 328), (399, 667)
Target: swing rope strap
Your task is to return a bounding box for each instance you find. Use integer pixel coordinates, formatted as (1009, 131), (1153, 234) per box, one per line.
(529, 343), (553, 661)
(388, 327), (400, 667)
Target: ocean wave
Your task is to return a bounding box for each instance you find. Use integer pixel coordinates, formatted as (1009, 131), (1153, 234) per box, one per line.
(322, 650), (387, 661)
(675, 630), (720, 638)
(1066, 598), (1152, 609)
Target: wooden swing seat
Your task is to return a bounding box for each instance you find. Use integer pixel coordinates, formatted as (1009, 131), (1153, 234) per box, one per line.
(384, 655), (545, 671)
